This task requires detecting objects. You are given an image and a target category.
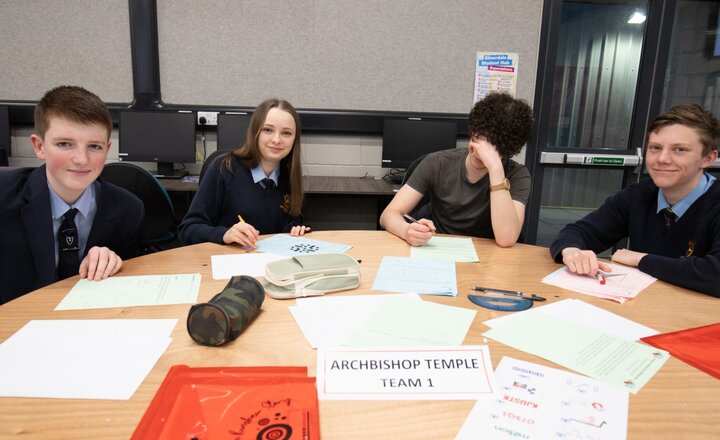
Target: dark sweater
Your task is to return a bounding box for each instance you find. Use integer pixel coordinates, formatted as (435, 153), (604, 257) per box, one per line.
(550, 178), (720, 298)
(179, 156), (302, 245)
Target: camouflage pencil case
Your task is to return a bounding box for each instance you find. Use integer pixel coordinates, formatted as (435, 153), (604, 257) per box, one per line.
(263, 253), (361, 299)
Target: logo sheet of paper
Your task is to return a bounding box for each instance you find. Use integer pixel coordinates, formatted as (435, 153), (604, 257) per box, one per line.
(210, 253), (285, 279)
(316, 346), (495, 400)
(255, 234), (352, 256)
(483, 311), (669, 394)
(372, 256), (457, 296)
(56, 274), (201, 310)
(410, 236), (479, 262)
(456, 357), (629, 440)
(542, 263), (656, 302)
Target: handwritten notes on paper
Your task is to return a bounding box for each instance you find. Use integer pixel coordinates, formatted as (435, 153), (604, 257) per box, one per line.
(316, 346), (496, 400)
(372, 256), (457, 296)
(410, 236), (479, 262)
(542, 263), (656, 302)
(55, 274), (201, 310)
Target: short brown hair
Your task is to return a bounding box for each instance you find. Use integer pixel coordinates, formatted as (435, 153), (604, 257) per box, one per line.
(647, 104), (720, 156)
(469, 92), (533, 159)
(223, 98), (304, 216)
(34, 85), (112, 139)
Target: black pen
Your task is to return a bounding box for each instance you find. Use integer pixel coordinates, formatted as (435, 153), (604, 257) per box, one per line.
(402, 213), (419, 223)
(471, 286), (546, 302)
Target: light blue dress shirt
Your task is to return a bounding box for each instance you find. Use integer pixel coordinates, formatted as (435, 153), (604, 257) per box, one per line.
(49, 181), (99, 267)
(656, 173), (716, 218)
(250, 164), (280, 186)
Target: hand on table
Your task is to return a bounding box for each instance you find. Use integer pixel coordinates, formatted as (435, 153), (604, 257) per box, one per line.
(80, 246), (123, 281)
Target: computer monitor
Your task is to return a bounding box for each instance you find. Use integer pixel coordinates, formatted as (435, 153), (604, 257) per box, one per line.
(217, 112), (252, 150)
(0, 105), (9, 166)
(381, 118), (458, 169)
(119, 111), (196, 178)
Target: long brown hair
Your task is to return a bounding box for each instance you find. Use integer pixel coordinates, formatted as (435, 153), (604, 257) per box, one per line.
(223, 98), (304, 216)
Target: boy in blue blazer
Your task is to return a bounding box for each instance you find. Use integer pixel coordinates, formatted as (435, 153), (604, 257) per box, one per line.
(0, 86), (144, 304)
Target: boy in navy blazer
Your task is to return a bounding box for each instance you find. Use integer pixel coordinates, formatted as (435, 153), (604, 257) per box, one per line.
(0, 86), (144, 304)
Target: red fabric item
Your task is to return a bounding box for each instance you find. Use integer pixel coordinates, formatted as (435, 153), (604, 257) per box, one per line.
(131, 365), (319, 440)
(641, 322), (720, 379)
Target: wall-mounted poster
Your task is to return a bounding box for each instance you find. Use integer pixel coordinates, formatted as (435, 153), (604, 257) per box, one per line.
(473, 52), (518, 103)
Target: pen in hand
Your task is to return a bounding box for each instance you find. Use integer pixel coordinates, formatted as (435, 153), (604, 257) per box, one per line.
(402, 213), (419, 223)
(236, 214), (257, 247)
(471, 286), (546, 302)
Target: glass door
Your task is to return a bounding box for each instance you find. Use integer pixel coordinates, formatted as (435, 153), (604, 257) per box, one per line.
(524, 0), (665, 247)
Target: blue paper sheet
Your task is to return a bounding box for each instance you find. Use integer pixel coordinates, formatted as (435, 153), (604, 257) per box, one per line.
(371, 256), (457, 296)
(255, 234), (352, 256)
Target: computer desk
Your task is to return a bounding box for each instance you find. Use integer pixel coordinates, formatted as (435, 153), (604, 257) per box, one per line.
(159, 175), (398, 195)
(0, 231), (717, 439)
(160, 175), (398, 228)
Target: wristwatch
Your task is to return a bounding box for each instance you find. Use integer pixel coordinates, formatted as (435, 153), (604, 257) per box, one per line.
(489, 178), (511, 192)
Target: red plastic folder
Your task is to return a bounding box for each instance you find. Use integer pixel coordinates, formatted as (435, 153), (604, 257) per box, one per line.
(641, 322), (720, 379)
(131, 365), (320, 440)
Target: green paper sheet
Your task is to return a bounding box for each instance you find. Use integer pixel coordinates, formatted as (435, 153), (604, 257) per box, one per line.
(483, 310), (669, 394)
(410, 236), (479, 262)
(343, 296), (476, 347)
(55, 274), (201, 310)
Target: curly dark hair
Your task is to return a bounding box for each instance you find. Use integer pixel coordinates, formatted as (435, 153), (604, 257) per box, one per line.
(468, 92), (533, 159)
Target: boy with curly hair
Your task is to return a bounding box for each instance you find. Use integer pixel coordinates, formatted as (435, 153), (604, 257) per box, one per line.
(380, 92), (533, 247)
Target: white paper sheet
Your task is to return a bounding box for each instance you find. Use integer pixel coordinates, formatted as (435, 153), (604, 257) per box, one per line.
(456, 356), (629, 440)
(210, 253), (285, 279)
(317, 346), (496, 400)
(0, 319), (176, 400)
(483, 299), (659, 341)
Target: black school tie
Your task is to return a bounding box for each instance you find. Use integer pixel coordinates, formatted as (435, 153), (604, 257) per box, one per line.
(260, 178), (276, 190)
(58, 208), (80, 279)
(663, 207), (676, 229)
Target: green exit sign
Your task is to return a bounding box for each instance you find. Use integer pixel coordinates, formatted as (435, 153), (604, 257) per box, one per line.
(582, 156), (625, 166)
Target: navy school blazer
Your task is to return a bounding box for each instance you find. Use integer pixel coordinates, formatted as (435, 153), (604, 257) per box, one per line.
(0, 165), (144, 304)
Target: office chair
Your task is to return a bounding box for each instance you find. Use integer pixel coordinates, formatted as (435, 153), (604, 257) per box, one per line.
(100, 162), (178, 254)
(199, 149), (233, 183)
(401, 154), (432, 220)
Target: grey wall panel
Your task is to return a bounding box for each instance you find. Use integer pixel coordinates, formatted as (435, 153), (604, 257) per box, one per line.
(0, 0), (133, 103)
(157, 0), (542, 113)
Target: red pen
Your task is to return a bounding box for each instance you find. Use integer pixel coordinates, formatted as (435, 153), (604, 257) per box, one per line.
(597, 273), (606, 285)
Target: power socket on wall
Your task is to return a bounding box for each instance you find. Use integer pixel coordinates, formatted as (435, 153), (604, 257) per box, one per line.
(197, 111), (218, 126)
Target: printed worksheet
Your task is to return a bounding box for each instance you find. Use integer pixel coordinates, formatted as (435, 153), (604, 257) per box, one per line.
(255, 235), (352, 256)
(542, 263), (656, 302)
(456, 356), (629, 440)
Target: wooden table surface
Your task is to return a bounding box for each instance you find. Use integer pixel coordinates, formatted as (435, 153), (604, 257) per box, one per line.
(0, 231), (717, 439)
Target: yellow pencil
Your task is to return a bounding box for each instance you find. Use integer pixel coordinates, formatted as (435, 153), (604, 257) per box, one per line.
(237, 215), (245, 223)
